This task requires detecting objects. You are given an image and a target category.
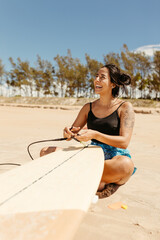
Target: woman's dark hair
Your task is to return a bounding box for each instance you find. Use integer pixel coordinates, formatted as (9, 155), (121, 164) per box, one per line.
(102, 64), (131, 97)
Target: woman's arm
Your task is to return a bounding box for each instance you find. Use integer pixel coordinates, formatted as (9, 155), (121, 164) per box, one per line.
(63, 103), (90, 139)
(72, 103), (90, 129)
(76, 102), (135, 149)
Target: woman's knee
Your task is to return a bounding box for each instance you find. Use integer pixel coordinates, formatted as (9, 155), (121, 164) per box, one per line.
(101, 156), (134, 184)
(109, 156), (134, 178)
(114, 156), (134, 182)
(121, 157), (134, 175)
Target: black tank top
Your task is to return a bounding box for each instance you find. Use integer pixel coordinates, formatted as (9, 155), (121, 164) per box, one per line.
(87, 102), (125, 142)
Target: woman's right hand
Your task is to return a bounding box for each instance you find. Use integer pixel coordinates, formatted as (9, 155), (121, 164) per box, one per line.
(63, 126), (80, 141)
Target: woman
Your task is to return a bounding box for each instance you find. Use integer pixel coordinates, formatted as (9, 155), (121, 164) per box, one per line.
(41, 64), (135, 198)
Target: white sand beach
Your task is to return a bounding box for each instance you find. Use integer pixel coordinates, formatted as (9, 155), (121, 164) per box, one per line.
(0, 105), (160, 240)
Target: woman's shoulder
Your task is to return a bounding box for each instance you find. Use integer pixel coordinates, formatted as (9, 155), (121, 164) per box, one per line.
(82, 99), (98, 109)
(80, 102), (91, 115)
(120, 100), (133, 107)
(121, 101), (133, 109)
(119, 101), (134, 116)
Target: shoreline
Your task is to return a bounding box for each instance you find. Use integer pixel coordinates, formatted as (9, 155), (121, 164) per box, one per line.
(0, 102), (160, 114)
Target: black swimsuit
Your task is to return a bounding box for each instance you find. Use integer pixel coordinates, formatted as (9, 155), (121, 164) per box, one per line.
(87, 102), (125, 143)
(87, 101), (132, 160)
(87, 101), (137, 175)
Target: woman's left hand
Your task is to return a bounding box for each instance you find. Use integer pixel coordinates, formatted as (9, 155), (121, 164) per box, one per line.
(75, 129), (97, 142)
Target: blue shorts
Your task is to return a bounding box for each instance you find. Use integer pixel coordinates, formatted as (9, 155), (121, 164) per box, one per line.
(91, 140), (137, 175)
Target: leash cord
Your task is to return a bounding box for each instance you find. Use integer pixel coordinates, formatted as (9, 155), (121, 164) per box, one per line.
(0, 127), (81, 167)
(0, 163), (21, 166)
(0, 138), (70, 167)
(27, 137), (81, 160)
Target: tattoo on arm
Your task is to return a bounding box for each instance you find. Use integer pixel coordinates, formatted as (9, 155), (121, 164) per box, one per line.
(122, 105), (135, 129)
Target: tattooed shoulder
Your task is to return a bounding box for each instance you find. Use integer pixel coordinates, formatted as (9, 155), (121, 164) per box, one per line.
(121, 102), (135, 129)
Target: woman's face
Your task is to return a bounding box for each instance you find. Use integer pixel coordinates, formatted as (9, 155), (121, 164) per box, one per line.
(94, 67), (113, 95)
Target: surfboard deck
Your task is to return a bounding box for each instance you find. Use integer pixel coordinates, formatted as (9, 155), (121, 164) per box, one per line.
(0, 145), (104, 240)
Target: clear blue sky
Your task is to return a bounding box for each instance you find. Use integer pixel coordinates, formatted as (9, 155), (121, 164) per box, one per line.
(0, 0), (160, 70)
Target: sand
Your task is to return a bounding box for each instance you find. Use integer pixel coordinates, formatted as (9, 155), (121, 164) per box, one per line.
(0, 105), (160, 240)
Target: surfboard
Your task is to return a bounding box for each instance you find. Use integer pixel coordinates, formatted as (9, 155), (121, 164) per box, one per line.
(0, 144), (104, 240)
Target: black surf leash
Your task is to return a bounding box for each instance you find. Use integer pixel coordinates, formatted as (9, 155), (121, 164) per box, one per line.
(27, 126), (87, 160)
(0, 136), (82, 167)
(0, 128), (83, 166)
(27, 136), (81, 160)
(0, 163), (21, 166)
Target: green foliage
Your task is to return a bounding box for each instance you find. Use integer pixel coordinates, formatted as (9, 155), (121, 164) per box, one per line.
(104, 52), (121, 69)
(54, 50), (88, 97)
(151, 51), (160, 99)
(85, 54), (103, 97)
(0, 59), (5, 95)
(1, 46), (160, 100)
(0, 59), (5, 80)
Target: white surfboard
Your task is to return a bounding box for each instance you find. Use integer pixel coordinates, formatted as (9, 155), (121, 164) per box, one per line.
(0, 145), (104, 240)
